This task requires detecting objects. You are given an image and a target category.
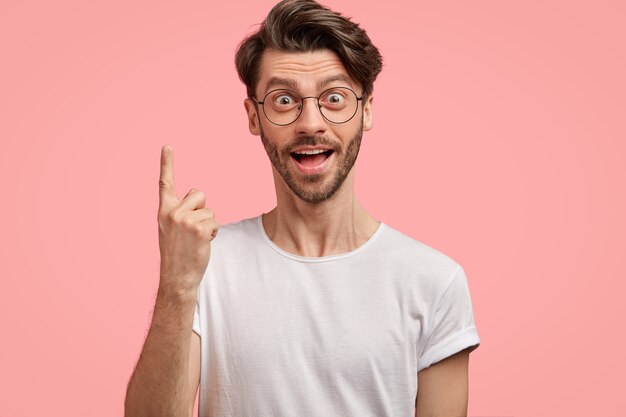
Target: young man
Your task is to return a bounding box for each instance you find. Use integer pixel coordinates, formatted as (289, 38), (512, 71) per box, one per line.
(125, 1), (480, 416)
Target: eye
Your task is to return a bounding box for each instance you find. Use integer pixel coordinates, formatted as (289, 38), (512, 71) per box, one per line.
(327, 93), (343, 104)
(269, 91), (299, 108)
(321, 89), (348, 108)
(276, 95), (293, 105)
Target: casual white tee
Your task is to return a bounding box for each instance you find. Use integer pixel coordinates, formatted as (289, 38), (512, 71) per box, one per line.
(192, 215), (480, 417)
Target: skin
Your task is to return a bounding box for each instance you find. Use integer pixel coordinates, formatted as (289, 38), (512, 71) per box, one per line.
(125, 147), (215, 417)
(243, 48), (380, 257)
(125, 48), (473, 417)
(415, 348), (472, 417)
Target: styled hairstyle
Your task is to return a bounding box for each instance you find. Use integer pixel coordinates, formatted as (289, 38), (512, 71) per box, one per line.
(235, 0), (383, 99)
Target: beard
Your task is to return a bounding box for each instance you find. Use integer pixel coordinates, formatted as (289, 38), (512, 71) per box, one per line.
(260, 124), (363, 204)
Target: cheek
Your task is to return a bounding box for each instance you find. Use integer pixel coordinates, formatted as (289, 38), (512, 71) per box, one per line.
(331, 123), (361, 143)
(262, 125), (294, 148)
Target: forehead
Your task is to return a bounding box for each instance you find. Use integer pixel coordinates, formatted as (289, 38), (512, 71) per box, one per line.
(257, 49), (357, 94)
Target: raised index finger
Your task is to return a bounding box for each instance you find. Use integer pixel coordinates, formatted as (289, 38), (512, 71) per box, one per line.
(159, 144), (177, 206)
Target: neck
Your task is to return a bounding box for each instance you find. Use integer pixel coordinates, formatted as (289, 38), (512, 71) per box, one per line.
(262, 169), (380, 257)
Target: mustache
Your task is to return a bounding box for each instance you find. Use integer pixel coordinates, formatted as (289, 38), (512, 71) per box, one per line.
(284, 135), (340, 153)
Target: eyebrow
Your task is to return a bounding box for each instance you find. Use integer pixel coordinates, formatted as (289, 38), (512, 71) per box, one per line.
(317, 74), (354, 90)
(264, 77), (299, 93)
(262, 74), (355, 95)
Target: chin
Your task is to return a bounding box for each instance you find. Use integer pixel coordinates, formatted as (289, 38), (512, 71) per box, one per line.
(287, 172), (349, 204)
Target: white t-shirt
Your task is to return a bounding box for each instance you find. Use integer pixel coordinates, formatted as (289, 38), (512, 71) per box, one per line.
(192, 215), (480, 417)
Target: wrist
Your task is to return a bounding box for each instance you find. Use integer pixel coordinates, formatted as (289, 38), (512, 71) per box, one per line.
(157, 279), (199, 302)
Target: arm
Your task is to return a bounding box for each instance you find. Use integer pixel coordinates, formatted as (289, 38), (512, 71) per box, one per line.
(124, 288), (201, 417)
(415, 347), (472, 417)
(125, 145), (216, 417)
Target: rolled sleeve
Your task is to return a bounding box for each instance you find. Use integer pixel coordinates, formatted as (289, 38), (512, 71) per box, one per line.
(417, 266), (480, 372)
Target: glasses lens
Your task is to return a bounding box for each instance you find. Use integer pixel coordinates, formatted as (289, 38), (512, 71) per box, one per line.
(263, 90), (302, 125)
(260, 87), (359, 125)
(319, 87), (358, 124)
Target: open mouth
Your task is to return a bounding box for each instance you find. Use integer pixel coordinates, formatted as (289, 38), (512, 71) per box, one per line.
(290, 149), (334, 167)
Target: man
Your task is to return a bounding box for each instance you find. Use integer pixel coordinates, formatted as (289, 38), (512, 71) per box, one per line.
(125, 1), (480, 416)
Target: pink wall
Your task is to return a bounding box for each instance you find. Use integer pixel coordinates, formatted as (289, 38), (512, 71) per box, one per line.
(1, 1), (624, 416)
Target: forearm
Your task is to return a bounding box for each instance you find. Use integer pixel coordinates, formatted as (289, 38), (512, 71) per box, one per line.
(414, 349), (471, 417)
(124, 284), (198, 417)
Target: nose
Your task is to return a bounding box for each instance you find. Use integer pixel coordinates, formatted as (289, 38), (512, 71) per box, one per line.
(294, 97), (327, 136)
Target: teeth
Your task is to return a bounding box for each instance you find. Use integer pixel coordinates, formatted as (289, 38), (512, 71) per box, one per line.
(294, 149), (327, 155)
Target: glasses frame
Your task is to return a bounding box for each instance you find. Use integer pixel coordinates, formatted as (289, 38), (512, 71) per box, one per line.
(252, 86), (364, 126)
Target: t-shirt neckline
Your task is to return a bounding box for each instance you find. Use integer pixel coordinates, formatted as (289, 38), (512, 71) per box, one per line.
(256, 215), (386, 263)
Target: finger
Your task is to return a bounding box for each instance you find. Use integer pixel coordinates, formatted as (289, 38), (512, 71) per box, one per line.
(178, 189), (207, 212)
(183, 188), (198, 200)
(202, 217), (219, 241)
(185, 216), (219, 241)
(159, 144), (177, 207)
(185, 207), (216, 224)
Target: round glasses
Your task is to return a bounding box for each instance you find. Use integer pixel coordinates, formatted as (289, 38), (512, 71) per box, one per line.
(253, 87), (363, 126)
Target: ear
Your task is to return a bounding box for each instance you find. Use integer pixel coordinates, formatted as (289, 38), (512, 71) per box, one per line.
(362, 95), (374, 131)
(244, 98), (261, 136)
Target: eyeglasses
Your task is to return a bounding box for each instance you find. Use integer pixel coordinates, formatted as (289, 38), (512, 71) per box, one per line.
(253, 87), (363, 126)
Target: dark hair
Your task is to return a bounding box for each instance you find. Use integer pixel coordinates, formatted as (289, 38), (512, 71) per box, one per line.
(235, 0), (383, 99)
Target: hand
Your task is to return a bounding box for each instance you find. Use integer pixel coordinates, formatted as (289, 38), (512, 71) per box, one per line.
(157, 145), (218, 291)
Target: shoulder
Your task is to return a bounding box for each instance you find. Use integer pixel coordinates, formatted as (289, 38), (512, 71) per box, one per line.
(215, 215), (260, 238)
(375, 223), (464, 290)
(377, 223), (461, 272)
(210, 215), (263, 253)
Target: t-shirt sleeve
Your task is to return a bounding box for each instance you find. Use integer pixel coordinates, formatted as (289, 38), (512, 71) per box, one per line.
(192, 298), (201, 337)
(417, 265), (480, 372)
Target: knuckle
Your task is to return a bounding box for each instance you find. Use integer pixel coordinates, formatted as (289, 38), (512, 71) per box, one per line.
(209, 225), (219, 241)
(193, 224), (205, 237)
(167, 210), (180, 223)
(183, 216), (195, 228)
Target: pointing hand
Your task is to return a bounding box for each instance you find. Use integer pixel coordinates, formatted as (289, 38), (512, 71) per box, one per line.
(157, 145), (218, 291)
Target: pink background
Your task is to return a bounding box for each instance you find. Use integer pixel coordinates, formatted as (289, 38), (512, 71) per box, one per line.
(1, 0), (624, 416)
